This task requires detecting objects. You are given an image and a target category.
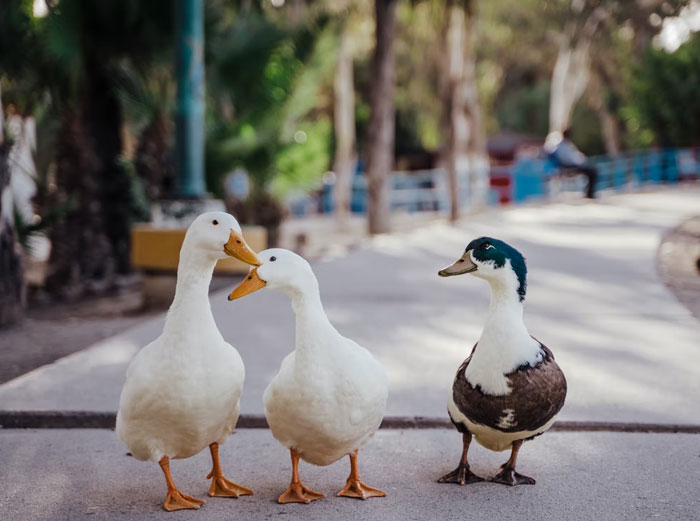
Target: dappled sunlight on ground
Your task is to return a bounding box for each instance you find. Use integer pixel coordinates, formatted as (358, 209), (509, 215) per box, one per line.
(0, 188), (698, 425)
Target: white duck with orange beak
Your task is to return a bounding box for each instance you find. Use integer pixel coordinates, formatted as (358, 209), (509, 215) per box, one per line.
(229, 248), (388, 504)
(116, 212), (261, 511)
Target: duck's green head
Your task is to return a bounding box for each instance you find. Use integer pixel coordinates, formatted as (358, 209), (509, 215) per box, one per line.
(438, 237), (528, 301)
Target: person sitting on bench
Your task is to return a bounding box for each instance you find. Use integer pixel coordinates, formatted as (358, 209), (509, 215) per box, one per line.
(550, 128), (598, 199)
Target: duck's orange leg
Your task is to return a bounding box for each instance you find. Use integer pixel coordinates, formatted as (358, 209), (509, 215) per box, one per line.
(206, 442), (254, 497)
(159, 456), (205, 511)
(337, 449), (386, 499)
(278, 449), (325, 504)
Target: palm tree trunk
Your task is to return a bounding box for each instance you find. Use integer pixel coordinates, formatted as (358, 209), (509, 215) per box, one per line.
(83, 61), (131, 275)
(333, 22), (356, 230)
(46, 108), (112, 296)
(366, 0), (398, 235)
(135, 112), (174, 201)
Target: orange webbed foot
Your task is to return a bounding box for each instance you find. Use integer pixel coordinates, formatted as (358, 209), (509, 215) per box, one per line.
(337, 478), (387, 500)
(163, 490), (205, 511)
(207, 470), (254, 498)
(278, 482), (325, 504)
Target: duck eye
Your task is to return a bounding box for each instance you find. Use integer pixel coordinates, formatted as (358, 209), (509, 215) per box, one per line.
(270, 256), (277, 262)
(484, 243), (494, 250)
(212, 219), (219, 225)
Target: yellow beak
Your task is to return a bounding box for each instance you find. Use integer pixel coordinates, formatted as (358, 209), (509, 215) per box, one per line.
(229, 268), (267, 301)
(224, 230), (261, 266)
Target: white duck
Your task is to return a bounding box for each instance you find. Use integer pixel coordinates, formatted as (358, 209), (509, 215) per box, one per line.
(116, 212), (261, 511)
(228, 248), (388, 504)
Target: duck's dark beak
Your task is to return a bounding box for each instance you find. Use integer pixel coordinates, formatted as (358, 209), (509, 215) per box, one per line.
(224, 230), (261, 266)
(438, 251), (478, 277)
(229, 268), (266, 300)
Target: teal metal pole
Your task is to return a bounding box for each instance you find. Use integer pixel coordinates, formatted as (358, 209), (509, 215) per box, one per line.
(175, 0), (206, 198)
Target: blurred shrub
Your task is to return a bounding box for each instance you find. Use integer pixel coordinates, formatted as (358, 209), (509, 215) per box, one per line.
(625, 33), (700, 148)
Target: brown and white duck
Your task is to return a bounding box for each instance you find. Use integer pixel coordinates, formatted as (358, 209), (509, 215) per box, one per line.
(437, 237), (567, 486)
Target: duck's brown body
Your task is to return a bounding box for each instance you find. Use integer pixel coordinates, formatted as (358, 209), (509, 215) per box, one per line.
(447, 340), (567, 452)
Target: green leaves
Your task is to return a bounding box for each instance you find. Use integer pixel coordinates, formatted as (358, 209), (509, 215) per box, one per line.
(627, 34), (700, 147)
(205, 11), (335, 197)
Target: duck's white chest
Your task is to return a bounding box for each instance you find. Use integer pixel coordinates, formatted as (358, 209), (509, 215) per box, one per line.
(117, 340), (245, 461)
(263, 348), (388, 467)
(465, 325), (542, 396)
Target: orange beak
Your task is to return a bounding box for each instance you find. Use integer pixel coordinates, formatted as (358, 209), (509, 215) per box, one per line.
(229, 268), (267, 301)
(224, 230), (261, 266)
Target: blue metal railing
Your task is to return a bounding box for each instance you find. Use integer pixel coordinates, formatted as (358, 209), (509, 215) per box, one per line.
(289, 148), (698, 217)
(512, 147), (698, 203)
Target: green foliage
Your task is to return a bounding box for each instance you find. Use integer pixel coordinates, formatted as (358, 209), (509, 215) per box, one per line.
(496, 80), (550, 137)
(626, 33), (700, 147)
(0, 0), (41, 78)
(393, 1), (444, 153)
(569, 102), (606, 155)
(205, 12), (335, 198)
(118, 155), (151, 223)
(273, 117), (333, 197)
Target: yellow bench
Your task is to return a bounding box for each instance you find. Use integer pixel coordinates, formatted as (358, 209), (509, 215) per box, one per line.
(131, 225), (267, 273)
(130, 225), (267, 307)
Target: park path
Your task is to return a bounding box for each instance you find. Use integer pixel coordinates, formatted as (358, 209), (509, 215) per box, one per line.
(1, 187), (699, 424)
(2, 429), (699, 521)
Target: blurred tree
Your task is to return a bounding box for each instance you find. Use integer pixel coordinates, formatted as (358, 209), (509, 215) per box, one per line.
(626, 33), (700, 147)
(548, 0), (608, 134)
(0, 0), (37, 320)
(205, 8), (335, 244)
(332, 17), (356, 229)
(367, 0), (398, 234)
(115, 63), (176, 203)
(0, 0), (175, 296)
(441, 0), (487, 220)
(322, 0), (373, 229)
(548, 0), (691, 138)
(478, 0), (691, 153)
(0, 85), (26, 327)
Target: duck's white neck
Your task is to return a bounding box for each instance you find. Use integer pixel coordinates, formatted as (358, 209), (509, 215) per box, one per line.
(464, 270), (542, 396)
(484, 276), (526, 330)
(163, 246), (218, 337)
(287, 280), (339, 367)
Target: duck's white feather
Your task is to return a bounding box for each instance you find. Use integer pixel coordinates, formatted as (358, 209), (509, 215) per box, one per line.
(465, 260), (542, 395)
(260, 249), (388, 467)
(116, 213), (246, 462)
(264, 337), (387, 466)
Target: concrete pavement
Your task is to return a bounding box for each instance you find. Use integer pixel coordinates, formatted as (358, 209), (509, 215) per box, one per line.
(2, 187), (700, 521)
(1, 188), (699, 423)
(1, 429), (699, 521)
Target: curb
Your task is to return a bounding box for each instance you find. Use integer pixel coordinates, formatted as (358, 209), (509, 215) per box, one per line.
(2, 411), (700, 433)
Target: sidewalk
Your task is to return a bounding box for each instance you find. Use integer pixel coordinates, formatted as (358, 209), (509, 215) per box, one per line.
(1, 187), (700, 521)
(1, 188), (699, 423)
(2, 429), (699, 521)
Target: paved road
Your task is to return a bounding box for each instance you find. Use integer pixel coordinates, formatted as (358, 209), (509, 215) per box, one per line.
(1, 429), (699, 521)
(1, 188), (699, 424)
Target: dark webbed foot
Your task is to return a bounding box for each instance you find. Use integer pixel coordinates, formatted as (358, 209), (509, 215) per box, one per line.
(438, 464), (485, 485)
(491, 465), (536, 486)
